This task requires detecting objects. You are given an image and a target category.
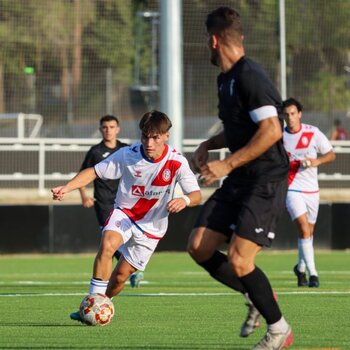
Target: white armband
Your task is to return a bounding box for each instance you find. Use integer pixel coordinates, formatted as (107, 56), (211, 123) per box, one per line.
(183, 195), (191, 206)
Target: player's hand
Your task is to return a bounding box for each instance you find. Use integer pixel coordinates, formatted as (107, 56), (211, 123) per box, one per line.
(167, 198), (187, 214)
(302, 157), (314, 168)
(82, 197), (95, 208)
(199, 159), (232, 186)
(192, 143), (209, 172)
(51, 186), (67, 201)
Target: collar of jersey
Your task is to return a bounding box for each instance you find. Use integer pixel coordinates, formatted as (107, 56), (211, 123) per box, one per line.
(140, 143), (169, 163)
(284, 125), (302, 134)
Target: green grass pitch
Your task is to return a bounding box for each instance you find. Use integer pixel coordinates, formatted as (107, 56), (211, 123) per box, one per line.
(0, 251), (349, 349)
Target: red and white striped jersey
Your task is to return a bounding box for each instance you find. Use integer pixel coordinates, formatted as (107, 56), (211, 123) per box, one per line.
(283, 123), (333, 193)
(94, 143), (200, 238)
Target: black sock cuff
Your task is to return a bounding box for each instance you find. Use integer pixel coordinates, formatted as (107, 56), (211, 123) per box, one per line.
(198, 251), (246, 294)
(198, 251), (227, 273)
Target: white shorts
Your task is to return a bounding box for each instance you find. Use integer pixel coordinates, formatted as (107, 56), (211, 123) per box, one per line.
(286, 191), (319, 224)
(102, 209), (160, 271)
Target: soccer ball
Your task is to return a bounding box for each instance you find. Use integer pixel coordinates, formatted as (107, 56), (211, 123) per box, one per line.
(79, 293), (115, 326)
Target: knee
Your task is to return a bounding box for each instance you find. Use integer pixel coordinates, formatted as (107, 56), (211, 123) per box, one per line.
(187, 240), (201, 261)
(187, 230), (209, 262)
(99, 232), (121, 257)
(98, 239), (116, 258)
(228, 253), (251, 277)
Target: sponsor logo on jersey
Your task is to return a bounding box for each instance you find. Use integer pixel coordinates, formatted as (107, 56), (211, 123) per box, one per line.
(134, 170), (142, 178)
(131, 185), (145, 197)
(102, 152), (110, 158)
(255, 228), (264, 233)
(144, 188), (171, 196)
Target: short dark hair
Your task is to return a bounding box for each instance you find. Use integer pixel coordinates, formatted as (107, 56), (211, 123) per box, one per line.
(283, 98), (303, 112)
(99, 115), (119, 126)
(139, 110), (172, 135)
(206, 6), (243, 46)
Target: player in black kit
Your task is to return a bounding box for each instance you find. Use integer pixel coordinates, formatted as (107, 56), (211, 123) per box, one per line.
(79, 115), (128, 228)
(79, 115), (143, 288)
(187, 7), (293, 350)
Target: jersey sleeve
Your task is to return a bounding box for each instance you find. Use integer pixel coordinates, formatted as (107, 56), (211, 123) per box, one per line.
(238, 69), (279, 123)
(94, 148), (124, 180)
(176, 156), (200, 194)
(315, 128), (333, 154)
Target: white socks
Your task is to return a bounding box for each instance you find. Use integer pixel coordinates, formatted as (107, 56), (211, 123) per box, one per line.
(298, 237), (318, 276)
(297, 239), (306, 272)
(89, 278), (108, 294)
(268, 316), (289, 334)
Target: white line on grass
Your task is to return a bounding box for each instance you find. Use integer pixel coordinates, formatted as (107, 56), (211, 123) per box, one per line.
(0, 281), (151, 285)
(0, 291), (349, 297)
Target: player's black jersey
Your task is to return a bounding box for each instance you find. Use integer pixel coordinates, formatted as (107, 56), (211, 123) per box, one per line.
(80, 140), (128, 204)
(217, 56), (289, 184)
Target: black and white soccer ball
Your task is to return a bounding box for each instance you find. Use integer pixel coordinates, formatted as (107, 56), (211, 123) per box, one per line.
(79, 293), (115, 326)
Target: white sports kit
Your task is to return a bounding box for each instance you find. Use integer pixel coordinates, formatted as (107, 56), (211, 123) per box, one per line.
(283, 123), (333, 222)
(94, 143), (200, 270)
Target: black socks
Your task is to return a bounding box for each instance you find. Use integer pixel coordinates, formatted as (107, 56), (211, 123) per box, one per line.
(198, 251), (247, 294)
(239, 266), (282, 324)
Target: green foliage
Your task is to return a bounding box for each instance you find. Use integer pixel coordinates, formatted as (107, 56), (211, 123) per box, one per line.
(0, 0), (349, 117)
(85, 1), (133, 84)
(306, 71), (350, 113)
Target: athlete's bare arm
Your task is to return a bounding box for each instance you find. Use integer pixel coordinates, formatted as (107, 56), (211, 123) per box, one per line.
(304, 150), (336, 168)
(200, 117), (281, 185)
(167, 190), (202, 214)
(52, 167), (97, 201)
(192, 131), (227, 171)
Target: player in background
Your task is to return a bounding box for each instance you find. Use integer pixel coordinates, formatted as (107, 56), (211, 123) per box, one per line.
(78, 115), (143, 288)
(283, 98), (336, 288)
(79, 115), (128, 231)
(52, 110), (201, 322)
(330, 119), (348, 141)
(187, 7), (293, 350)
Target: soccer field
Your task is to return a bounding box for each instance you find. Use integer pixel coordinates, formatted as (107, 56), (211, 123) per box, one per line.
(0, 251), (349, 349)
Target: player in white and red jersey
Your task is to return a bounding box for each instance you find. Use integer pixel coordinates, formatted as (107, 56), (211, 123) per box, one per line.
(283, 98), (335, 288)
(95, 141), (198, 240)
(51, 111), (201, 322)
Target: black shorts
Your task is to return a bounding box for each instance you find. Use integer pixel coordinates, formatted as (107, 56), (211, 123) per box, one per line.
(194, 178), (288, 247)
(94, 202), (114, 228)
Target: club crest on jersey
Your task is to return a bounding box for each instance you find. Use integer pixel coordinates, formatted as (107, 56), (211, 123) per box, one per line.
(131, 185), (145, 197)
(162, 169), (171, 182)
(296, 132), (314, 149)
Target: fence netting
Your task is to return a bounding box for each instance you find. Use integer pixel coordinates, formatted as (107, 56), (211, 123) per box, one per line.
(0, 0), (349, 192)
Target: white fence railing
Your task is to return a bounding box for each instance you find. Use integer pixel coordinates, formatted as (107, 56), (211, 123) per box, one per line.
(1, 138), (350, 195)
